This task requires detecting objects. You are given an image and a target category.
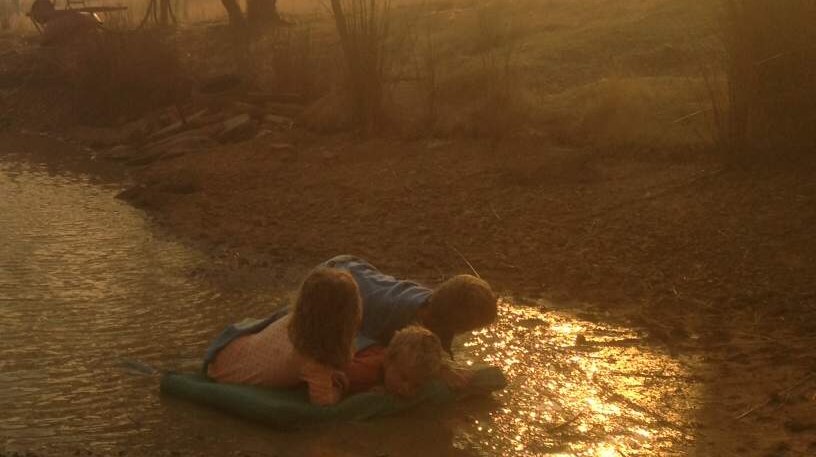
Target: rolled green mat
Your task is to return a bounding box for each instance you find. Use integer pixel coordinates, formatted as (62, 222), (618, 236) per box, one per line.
(160, 366), (506, 427)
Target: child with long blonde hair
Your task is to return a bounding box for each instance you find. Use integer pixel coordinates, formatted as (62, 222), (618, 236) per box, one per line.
(346, 325), (475, 397)
(204, 267), (361, 405)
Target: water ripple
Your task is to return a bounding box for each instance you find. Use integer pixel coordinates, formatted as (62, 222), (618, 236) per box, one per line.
(1, 161), (234, 449)
(0, 160), (699, 456)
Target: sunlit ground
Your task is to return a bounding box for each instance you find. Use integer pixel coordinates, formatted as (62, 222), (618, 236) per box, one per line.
(453, 300), (701, 456)
(0, 159), (701, 455)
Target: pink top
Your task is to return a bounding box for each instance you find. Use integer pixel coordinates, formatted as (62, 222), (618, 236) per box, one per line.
(345, 345), (386, 394)
(206, 315), (345, 405)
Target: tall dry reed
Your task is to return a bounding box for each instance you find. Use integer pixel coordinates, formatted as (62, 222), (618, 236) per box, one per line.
(714, 0), (816, 157)
(329, 0), (391, 132)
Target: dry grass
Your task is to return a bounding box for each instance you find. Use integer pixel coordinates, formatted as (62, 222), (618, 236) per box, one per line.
(59, 30), (185, 124)
(534, 76), (711, 149)
(712, 0), (816, 158)
(268, 26), (317, 97)
(329, 0), (392, 132)
(243, 22), (321, 100)
(353, 0), (718, 146)
(286, 0), (722, 148)
(456, 1), (527, 141)
(9, 0), (780, 150)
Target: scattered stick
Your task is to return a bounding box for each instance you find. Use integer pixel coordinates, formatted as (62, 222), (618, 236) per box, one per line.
(175, 103), (188, 126)
(672, 108), (713, 124)
(779, 373), (815, 402)
(734, 398), (773, 421)
(237, 450), (277, 457)
(589, 374), (683, 432)
(449, 244), (480, 278)
(755, 51), (791, 67)
(433, 265), (445, 282)
(607, 370), (691, 380)
(388, 165), (413, 194)
(547, 411), (583, 432)
(489, 203), (501, 221)
(734, 373), (815, 420)
(733, 331), (778, 342)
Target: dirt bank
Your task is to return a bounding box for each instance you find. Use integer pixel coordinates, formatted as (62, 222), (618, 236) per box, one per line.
(2, 1), (815, 451)
(3, 127), (815, 456)
(124, 133), (816, 331)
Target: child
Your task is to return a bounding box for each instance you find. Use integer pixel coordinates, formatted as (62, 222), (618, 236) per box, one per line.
(321, 255), (498, 357)
(346, 325), (472, 397)
(204, 267), (361, 406)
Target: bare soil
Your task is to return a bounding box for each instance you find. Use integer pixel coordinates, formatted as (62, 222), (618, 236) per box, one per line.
(2, 8), (815, 453)
(21, 126), (813, 455)
(4, 124), (815, 455)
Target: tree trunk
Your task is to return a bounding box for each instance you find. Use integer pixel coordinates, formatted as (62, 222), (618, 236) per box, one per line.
(174, 0), (188, 20)
(220, 0), (245, 28)
(0, 0), (9, 30)
(159, 0), (170, 25)
(246, 0), (280, 27)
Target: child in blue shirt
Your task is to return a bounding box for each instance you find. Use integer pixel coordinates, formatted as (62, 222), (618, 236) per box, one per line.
(203, 255), (498, 372)
(322, 255), (498, 357)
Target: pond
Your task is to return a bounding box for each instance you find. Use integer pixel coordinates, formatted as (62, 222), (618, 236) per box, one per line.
(0, 156), (699, 456)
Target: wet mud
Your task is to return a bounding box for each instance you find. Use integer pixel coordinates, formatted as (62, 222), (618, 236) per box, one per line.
(0, 158), (701, 456)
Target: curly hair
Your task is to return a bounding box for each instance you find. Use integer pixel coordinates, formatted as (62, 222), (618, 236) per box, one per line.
(425, 274), (497, 334)
(288, 267), (362, 369)
(384, 325), (444, 380)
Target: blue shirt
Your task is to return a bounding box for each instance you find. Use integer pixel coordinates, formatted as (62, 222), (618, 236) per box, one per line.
(322, 255), (432, 350)
(202, 256), (431, 372)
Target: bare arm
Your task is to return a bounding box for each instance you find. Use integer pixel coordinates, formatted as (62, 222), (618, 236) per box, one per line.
(439, 364), (475, 390)
(301, 361), (347, 406)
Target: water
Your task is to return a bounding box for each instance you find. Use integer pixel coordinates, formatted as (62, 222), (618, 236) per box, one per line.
(454, 306), (698, 456)
(0, 159), (230, 451)
(0, 157), (699, 456)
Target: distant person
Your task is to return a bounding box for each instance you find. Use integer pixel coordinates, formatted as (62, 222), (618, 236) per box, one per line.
(322, 255), (498, 357)
(203, 267), (361, 406)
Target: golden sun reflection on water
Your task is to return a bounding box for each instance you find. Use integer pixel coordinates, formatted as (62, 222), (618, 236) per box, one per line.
(454, 300), (699, 456)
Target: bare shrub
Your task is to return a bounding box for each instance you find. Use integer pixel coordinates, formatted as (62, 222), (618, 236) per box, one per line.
(60, 31), (186, 124)
(460, 1), (527, 142)
(0, 2), (11, 31)
(329, 0), (391, 132)
(301, 88), (354, 132)
(274, 26), (316, 98)
(537, 76), (710, 150)
(715, 0), (816, 157)
(221, 0), (246, 28)
(247, 0), (282, 28)
(418, 27), (439, 132)
(102, 8), (138, 31)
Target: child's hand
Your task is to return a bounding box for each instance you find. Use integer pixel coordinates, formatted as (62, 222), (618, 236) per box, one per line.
(331, 370), (350, 393)
(440, 365), (472, 390)
(368, 385), (387, 394)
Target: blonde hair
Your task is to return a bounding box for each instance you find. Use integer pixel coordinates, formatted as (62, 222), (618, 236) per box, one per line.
(288, 267), (362, 369)
(426, 275), (497, 333)
(385, 325), (444, 380)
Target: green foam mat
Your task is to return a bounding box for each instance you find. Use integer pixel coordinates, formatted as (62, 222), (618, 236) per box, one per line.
(160, 366), (506, 427)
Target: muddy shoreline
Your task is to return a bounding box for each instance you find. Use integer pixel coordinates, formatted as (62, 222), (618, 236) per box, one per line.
(3, 6), (816, 449)
(0, 148), (700, 457)
(3, 128), (815, 331)
(3, 125), (816, 456)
